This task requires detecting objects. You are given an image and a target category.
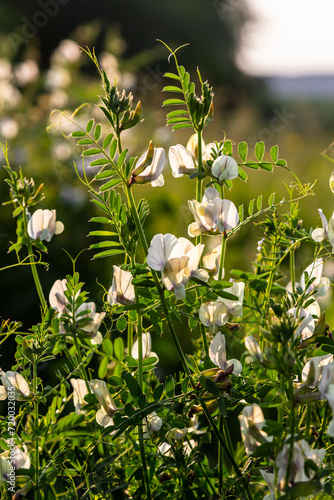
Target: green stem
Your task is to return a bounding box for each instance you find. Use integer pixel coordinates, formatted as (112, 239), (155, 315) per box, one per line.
(218, 234), (227, 281)
(285, 378), (295, 493)
(290, 247), (296, 293)
(22, 207), (47, 310)
(200, 324), (209, 357)
(195, 129), (203, 248)
(305, 404), (312, 438)
(33, 361), (39, 500)
(218, 417), (224, 495)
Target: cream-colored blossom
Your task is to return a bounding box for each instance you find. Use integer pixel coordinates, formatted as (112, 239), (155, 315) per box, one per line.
(28, 209), (64, 242)
(211, 155), (239, 183)
(108, 265), (135, 305)
(238, 404), (272, 455)
(0, 370), (30, 401)
(199, 301), (228, 334)
(276, 439), (325, 489)
(130, 141), (165, 187)
(188, 187), (238, 237)
(209, 332), (242, 374)
(70, 378), (89, 414)
(300, 258), (330, 297)
(147, 233), (207, 300)
(312, 209), (334, 252)
(89, 379), (118, 428)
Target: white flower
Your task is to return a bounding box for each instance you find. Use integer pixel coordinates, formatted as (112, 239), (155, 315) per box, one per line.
(238, 404), (272, 455)
(108, 266), (135, 305)
(202, 244), (222, 280)
(27, 209), (64, 242)
(188, 187), (239, 237)
(287, 306), (316, 341)
(147, 233), (207, 300)
(70, 378), (89, 414)
(0, 370), (30, 400)
(131, 331), (158, 361)
(300, 258), (330, 297)
(276, 439), (325, 489)
(169, 144), (197, 178)
(76, 302), (105, 345)
(211, 155), (239, 183)
(49, 279), (69, 314)
(199, 301), (228, 334)
(130, 141), (165, 187)
(89, 379), (118, 428)
(318, 363), (334, 436)
(0, 444), (30, 483)
(260, 470), (275, 500)
(145, 412), (163, 433)
(218, 281), (245, 319)
(209, 332), (242, 374)
(168, 134), (214, 178)
(330, 172), (334, 193)
(312, 209), (334, 252)
(301, 354), (333, 387)
(244, 336), (263, 364)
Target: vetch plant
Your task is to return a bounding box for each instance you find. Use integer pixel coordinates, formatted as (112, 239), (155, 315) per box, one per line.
(1, 42), (334, 500)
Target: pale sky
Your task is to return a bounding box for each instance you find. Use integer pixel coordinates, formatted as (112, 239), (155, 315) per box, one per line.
(237, 0), (334, 76)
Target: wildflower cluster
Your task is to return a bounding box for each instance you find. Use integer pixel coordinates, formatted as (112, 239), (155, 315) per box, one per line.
(1, 43), (334, 500)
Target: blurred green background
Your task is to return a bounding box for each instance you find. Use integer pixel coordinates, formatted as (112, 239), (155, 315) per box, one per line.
(1, 0), (334, 372)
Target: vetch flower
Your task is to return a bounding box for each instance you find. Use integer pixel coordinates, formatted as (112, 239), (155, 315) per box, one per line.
(300, 258), (330, 297)
(130, 141), (165, 187)
(209, 332), (242, 374)
(301, 354), (333, 387)
(211, 155), (239, 183)
(199, 301), (228, 334)
(238, 404), (272, 455)
(188, 187), (239, 237)
(260, 470), (275, 500)
(168, 134), (214, 178)
(27, 209), (64, 242)
(318, 363), (334, 436)
(311, 209), (334, 252)
(276, 439), (325, 489)
(70, 378), (89, 414)
(0, 443), (31, 484)
(202, 244), (222, 280)
(218, 281), (245, 320)
(75, 302), (105, 345)
(147, 233), (207, 300)
(0, 370), (30, 400)
(244, 336), (263, 364)
(287, 302), (320, 341)
(108, 265), (135, 305)
(89, 379), (118, 428)
(131, 331), (158, 361)
(169, 144), (197, 178)
(49, 278), (69, 314)
(330, 172), (334, 193)
(145, 412), (163, 433)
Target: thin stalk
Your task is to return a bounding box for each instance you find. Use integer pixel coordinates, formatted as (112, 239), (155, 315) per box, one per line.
(290, 247), (296, 293)
(22, 207), (47, 310)
(33, 361), (39, 500)
(200, 324), (209, 357)
(218, 234), (227, 281)
(218, 417), (224, 495)
(305, 404), (312, 438)
(285, 378), (295, 494)
(195, 128), (203, 248)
